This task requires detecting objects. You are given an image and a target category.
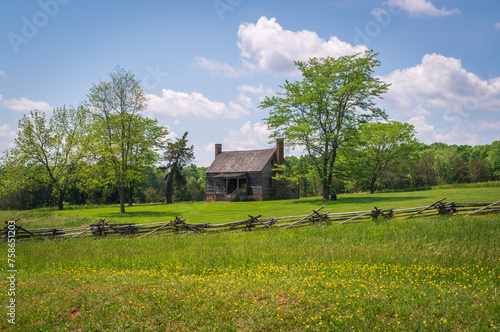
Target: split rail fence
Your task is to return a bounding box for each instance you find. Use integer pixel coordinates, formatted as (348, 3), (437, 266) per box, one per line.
(2, 198), (500, 241)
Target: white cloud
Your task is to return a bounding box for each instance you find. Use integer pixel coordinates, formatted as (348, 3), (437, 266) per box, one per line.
(146, 89), (250, 119)
(385, 0), (460, 16)
(477, 120), (500, 131)
(382, 53), (500, 117)
(495, 23), (500, 30)
(0, 71), (6, 78)
(408, 115), (484, 145)
(192, 142), (217, 167)
(236, 84), (275, 109)
(237, 16), (367, 76)
(193, 57), (248, 78)
(380, 54), (500, 146)
(224, 121), (272, 151)
(0, 123), (17, 152)
(0, 95), (52, 113)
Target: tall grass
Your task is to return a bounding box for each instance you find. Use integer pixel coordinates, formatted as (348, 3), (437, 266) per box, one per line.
(3, 213), (499, 331)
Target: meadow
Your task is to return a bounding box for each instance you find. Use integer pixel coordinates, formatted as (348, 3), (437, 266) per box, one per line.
(1, 185), (499, 331)
(2, 182), (500, 229)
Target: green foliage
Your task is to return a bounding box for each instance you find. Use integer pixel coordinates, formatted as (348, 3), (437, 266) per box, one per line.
(86, 66), (169, 213)
(163, 132), (195, 203)
(143, 187), (163, 203)
(487, 141), (500, 179)
(354, 121), (420, 193)
(1, 106), (87, 210)
(261, 50), (389, 199)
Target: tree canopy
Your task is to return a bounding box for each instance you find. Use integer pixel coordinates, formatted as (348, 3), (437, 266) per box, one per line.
(163, 132), (195, 204)
(86, 66), (169, 213)
(1, 106), (87, 210)
(261, 50), (390, 199)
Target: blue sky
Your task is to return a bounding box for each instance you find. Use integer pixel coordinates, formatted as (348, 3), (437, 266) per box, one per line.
(1, 0), (500, 166)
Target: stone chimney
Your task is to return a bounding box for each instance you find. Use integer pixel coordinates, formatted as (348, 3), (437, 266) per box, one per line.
(215, 144), (222, 158)
(276, 138), (284, 165)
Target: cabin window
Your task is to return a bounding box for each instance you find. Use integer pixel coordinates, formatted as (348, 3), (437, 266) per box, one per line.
(269, 177), (273, 187)
(251, 178), (257, 186)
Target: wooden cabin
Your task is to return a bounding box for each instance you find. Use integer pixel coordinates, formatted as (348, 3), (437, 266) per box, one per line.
(205, 139), (293, 202)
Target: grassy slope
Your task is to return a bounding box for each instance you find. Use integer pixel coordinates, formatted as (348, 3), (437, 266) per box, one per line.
(3, 214), (499, 331)
(2, 185), (500, 229)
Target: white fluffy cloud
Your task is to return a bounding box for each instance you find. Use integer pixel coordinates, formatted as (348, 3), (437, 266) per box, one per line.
(146, 89), (249, 119)
(236, 84), (274, 109)
(385, 0), (460, 16)
(382, 53), (500, 116)
(408, 115), (485, 145)
(0, 71), (6, 78)
(381, 54), (500, 145)
(496, 23), (500, 30)
(0, 123), (17, 152)
(224, 121), (272, 151)
(237, 17), (367, 76)
(0, 95), (52, 113)
(193, 57), (248, 78)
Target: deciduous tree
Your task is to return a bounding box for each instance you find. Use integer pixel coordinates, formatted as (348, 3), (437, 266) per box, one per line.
(86, 66), (168, 213)
(356, 121), (420, 193)
(2, 106), (87, 210)
(261, 51), (389, 199)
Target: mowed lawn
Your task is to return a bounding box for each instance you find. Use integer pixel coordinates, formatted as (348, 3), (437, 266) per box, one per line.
(2, 212), (499, 331)
(2, 184), (500, 229)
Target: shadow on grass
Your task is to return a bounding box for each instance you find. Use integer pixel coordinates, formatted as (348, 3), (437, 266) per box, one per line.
(291, 195), (427, 206)
(97, 210), (181, 222)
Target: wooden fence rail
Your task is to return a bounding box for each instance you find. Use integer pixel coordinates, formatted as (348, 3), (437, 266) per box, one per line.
(2, 198), (499, 241)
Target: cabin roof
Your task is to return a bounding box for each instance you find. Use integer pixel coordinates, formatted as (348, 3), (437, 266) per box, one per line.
(206, 148), (275, 174)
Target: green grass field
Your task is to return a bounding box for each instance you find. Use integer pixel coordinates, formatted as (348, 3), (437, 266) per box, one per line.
(1, 186), (500, 331)
(2, 183), (500, 229)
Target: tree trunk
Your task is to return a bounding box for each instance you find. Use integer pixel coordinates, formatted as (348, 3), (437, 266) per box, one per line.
(118, 185), (126, 213)
(370, 177), (376, 194)
(165, 173), (173, 204)
(322, 184), (330, 200)
(57, 190), (65, 211)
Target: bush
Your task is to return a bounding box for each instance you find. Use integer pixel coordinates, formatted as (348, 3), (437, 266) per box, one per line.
(144, 187), (163, 203)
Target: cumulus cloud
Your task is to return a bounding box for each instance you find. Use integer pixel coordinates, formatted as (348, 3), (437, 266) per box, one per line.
(380, 54), (500, 146)
(408, 115), (485, 145)
(385, 0), (460, 16)
(477, 120), (500, 131)
(146, 89), (250, 119)
(0, 71), (6, 78)
(0, 95), (52, 113)
(236, 84), (275, 109)
(496, 23), (500, 30)
(224, 121), (272, 151)
(193, 57), (248, 78)
(237, 17), (367, 76)
(0, 123), (17, 152)
(382, 53), (500, 116)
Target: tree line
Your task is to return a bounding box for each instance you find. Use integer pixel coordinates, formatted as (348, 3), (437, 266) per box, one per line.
(285, 139), (500, 198)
